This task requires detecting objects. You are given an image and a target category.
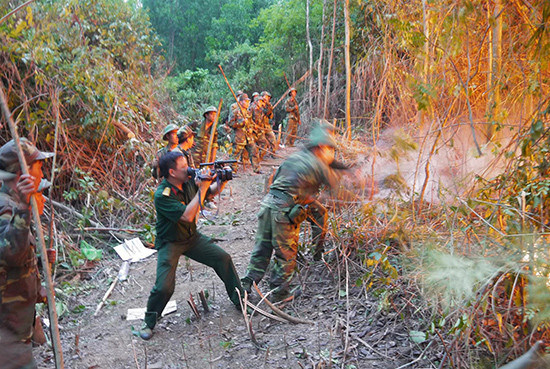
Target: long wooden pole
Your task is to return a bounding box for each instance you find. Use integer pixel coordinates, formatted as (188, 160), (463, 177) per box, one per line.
(272, 70), (311, 110)
(0, 0), (38, 25)
(218, 65), (248, 120)
(205, 98), (223, 163)
(0, 85), (64, 368)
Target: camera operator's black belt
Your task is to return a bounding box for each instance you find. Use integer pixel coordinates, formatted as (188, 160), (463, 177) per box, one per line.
(269, 189), (295, 205)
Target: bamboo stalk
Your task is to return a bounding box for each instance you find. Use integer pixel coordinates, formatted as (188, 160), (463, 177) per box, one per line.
(205, 98), (223, 163)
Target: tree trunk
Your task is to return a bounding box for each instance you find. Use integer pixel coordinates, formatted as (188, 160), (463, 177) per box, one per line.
(323, 0), (337, 120)
(343, 0), (351, 140)
(487, 0), (503, 142)
(420, 0), (430, 130)
(317, 0), (327, 115)
(306, 0), (314, 115)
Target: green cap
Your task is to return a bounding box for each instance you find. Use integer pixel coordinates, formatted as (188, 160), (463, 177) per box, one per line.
(305, 127), (337, 149)
(252, 92), (259, 97)
(261, 91), (272, 98)
(0, 138), (54, 180)
(162, 124), (179, 140)
(288, 88), (297, 96)
(203, 106), (217, 117)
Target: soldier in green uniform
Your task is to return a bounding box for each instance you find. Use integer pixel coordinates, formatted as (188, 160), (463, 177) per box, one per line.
(194, 106), (219, 165)
(261, 91), (278, 155)
(284, 88), (301, 146)
(152, 123), (179, 178)
(229, 94), (261, 173)
(139, 151), (244, 340)
(0, 138), (54, 369)
(241, 129), (338, 301)
(176, 125), (196, 168)
(250, 96), (269, 161)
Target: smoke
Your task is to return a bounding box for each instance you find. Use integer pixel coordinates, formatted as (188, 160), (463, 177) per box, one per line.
(353, 121), (515, 203)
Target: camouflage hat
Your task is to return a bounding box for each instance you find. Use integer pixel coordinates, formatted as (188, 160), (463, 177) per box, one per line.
(0, 138), (54, 180)
(177, 125), (194, 141)
(162, 123), (179, 140)
(288, 87), (297, 96)
(238, 93), (250, 102)
(252, 92), (259, 98)
(305, 127), (337, 149)
(236, 90), (244, 98)
(203, 106), (218, 117)
(261, 91), (272, 98)
(38, 178), (52, 192)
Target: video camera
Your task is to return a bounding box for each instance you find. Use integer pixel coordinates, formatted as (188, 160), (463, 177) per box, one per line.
(187, 160), (237, 182)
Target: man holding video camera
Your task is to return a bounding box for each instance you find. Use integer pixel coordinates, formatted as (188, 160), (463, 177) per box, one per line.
(139, 151), (243, 340)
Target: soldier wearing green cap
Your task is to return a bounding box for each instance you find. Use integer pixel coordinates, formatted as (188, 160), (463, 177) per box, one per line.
(152, 123), (179, 178)
(193, 106), (219, 165)
(176, 125), (196, 168)
(229, 94), (261, 173)
(261, 91), (277, 155)
(0, 138), (55, 369)
(285, 88), (301, 146)
(241, 129), (339, 302)
(249, 96), (269, 161)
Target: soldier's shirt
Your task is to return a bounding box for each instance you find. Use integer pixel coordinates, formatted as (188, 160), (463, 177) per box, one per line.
(268, 149), (337, 207)
(0, 184), (39, 342)
(154, 179), (209, 252)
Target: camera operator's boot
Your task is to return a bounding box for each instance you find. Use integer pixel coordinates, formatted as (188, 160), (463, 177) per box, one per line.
(139, 326), (153, 340)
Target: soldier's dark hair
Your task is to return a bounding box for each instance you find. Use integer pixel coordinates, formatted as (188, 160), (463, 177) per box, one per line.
(159, 151), (185, 178)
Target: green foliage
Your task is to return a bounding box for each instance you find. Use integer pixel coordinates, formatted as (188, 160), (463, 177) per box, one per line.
(80, 240), (103, 261)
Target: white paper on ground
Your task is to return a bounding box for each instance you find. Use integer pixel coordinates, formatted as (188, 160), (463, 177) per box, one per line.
(126, 300), (177, 321)
(114, 237), (156, 262)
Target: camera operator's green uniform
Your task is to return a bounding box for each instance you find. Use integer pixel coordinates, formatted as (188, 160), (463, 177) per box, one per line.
(243, 146), (337, 298)
(144, 179), (243, 329)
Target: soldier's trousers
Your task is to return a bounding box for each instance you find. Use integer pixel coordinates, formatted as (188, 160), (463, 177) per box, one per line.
(0, 329), (36, 369)
(307, 200), (328, 259)
(233, 142), (260, 172)
(144, 234), (243, 329)
(286, 118), (299, 146)
(265, 129), (278, 153)
(255, 134), (268, 160)
(245, 206), (300, 295)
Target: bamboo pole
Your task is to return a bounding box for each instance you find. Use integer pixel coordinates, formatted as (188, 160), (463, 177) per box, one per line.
(0, 0), (38, 25)
(0, 85), (64, 368)
(218, 65), (248, 120)
(205, 98), (223, 163)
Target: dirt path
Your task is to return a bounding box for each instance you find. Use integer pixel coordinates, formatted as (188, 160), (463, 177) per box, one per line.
(34, 146), (437, 369)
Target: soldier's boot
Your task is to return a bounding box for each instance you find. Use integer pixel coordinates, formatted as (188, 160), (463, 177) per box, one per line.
(139, 325), (153, 340)
(241, 277), (253, 294)
(269, 285), (302, 304)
